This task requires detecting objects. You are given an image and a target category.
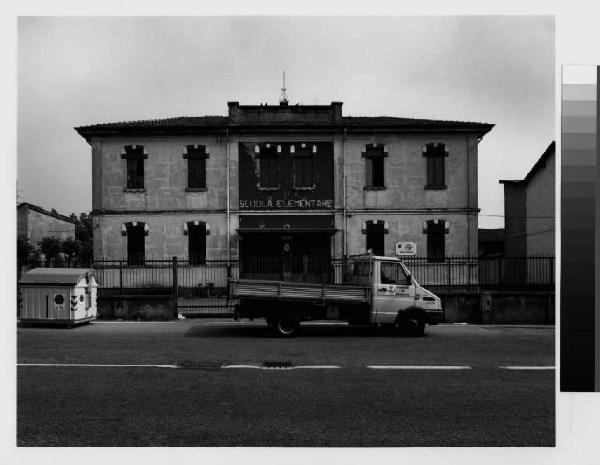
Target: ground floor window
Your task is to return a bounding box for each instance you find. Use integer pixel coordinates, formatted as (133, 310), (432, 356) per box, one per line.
(188, 222), (207, 265)
(426, 220), (446, 262)
(126, 222), (145, 265)
(365, 221), (385, 256)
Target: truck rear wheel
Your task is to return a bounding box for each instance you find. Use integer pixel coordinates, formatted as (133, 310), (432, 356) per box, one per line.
(274, 311), (300, 337)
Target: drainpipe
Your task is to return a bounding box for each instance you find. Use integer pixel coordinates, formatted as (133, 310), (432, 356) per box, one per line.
(226, 129), (231, 263)
(466, 133), (471, 258)
(342, 128), (347, 258)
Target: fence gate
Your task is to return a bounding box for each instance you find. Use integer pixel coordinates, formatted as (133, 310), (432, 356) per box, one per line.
(175, 259), (239, 317)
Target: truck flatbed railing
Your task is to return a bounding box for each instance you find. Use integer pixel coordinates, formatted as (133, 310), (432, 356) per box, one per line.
(229, 279), (371, 304)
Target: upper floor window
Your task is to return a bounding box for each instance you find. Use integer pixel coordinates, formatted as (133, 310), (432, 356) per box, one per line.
(292, 145), (315, 189)
(121, 145), (147, 190)
(184, 145), (208, 190)
(362, 144), (387, 189)
(258, 144), (279, 188)
(423, 143), (447, 189)
(424, 220), (447, 262)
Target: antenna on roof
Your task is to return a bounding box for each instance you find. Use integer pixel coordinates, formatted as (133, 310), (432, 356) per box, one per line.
(279, 71), (289, 106)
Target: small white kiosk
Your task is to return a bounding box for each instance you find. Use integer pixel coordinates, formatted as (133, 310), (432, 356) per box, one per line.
(19, 268), (98, 326)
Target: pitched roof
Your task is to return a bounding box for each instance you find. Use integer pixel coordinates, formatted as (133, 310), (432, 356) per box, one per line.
(499, 141), (555, 185)
(19, 268), (94, 285)
(17, 203), (77, 224)
(342, 116), (492, 130)
(75, 114), (494, 140)
(76, 116), (228, 131)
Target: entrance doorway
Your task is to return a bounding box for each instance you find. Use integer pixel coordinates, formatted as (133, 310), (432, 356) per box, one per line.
(240, 233), (332, 283)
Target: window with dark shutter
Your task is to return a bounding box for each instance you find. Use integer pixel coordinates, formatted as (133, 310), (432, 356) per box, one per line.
(259, 145), (279, 188)
(426, 221), (446, 262)
(188, 222), (207, 265)
(363, 145), (386, 188)
(293, 148), (314, 188)
(424, 143), (447, 189)
(122, 145), (147, 189)
(126, 222), (145, 265)
(184, 145), (208, 189)
(366, 222), (385, 256)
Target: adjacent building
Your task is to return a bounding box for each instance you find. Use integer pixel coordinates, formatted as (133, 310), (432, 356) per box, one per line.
(500, 141), (555, 257)
(17, 202), (76, 246)
(478, 228), (505, 257)
(75, 100), (493, 280)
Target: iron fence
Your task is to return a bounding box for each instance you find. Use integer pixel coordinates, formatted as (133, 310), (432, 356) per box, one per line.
(18, 255), (555, 292)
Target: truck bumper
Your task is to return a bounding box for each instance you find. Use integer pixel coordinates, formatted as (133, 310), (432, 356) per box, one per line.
(426, 310), (444, 325)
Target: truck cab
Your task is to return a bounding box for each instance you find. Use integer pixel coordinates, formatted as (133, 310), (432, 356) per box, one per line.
(347, 255), (444, 334)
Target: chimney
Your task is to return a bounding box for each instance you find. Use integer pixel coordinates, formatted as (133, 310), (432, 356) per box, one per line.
(227, 101), (240, 123)
(331, 102), (343, 123)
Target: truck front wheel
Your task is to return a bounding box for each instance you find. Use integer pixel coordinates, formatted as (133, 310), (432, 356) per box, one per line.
(274, 311), (301, 337)
(395, 311), (425, 337)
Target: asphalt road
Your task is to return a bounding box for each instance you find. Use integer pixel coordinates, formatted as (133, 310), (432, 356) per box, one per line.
(17, 320), (555, 447)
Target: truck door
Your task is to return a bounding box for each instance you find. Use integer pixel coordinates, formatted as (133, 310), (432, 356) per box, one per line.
(373, 261), (416, 324)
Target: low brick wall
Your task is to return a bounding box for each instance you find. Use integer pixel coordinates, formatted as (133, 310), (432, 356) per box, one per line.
(480, 291), (555, 324)
(438, 293), (481, 323)
(98, 292), (174, 321)
(96, 289), (555, 324)
(438, 290), (555, 324)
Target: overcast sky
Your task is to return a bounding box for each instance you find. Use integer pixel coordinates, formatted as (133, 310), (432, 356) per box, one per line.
(17, 16), (554, 228)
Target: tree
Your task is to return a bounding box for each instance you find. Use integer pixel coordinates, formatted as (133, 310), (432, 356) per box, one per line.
(76, 213), (93, 242)
(38, 237), (62, 262)
(62, 237), (82, 259)
(69, 212), (94, 262)
(17, 235), (35, 262)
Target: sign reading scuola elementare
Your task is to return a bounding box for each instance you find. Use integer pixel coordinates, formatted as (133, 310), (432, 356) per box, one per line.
(239, 199), (334, 209)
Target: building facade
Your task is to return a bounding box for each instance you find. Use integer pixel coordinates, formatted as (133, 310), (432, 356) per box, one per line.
(76, 101), (493, 279)
(500, 141), (555, 257)
(17, 203), (76, 245)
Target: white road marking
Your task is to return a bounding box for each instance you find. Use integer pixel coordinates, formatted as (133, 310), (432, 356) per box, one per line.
(93, 321), (179, 324)
(16, 363), (553, 371)
(222, 365), (342, 370)
(18, 363), (178, 368)
(194, 321), (251, 325)
(500, 366), (555, 370)
(367, 365), (472, 370)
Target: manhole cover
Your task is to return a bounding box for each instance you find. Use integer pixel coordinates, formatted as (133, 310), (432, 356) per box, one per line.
(263, 360), (293, 368)
(176, 361), (222, 371)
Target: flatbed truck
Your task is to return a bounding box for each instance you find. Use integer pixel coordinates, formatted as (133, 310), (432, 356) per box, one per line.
(229, 254), (443, 337)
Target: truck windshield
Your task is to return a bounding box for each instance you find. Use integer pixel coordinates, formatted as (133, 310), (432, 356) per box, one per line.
(380, 262), (410, 285)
